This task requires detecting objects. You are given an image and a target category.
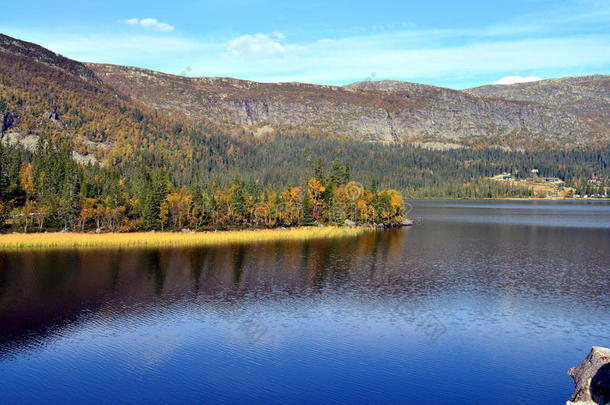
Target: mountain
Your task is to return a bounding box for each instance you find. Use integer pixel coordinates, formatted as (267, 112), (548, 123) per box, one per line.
(0, 34), (608, 211)
(0, 33), (219, 166)
(88, 63), (610, 148)
(1, 32), (609, 156)
(0, 33), (100, 84)
(466, 75), (610, 129)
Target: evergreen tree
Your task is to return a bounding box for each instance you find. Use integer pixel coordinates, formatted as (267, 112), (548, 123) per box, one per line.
(0, 145), (9, 202)
(230, 182), (247, 224)
(0, 201), (5, 230)
(313, 158), (326, 184)
(146, 170), (169, 230)
(327, 194), (345, 224)
(58, 170), (80, 230)
(300, 187), (314, 225)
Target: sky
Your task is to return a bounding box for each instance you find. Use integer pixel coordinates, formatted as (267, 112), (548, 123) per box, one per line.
(1, 0), (609, 88)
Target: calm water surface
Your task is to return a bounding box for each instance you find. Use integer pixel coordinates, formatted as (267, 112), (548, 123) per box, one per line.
(1, 200), (609, 404)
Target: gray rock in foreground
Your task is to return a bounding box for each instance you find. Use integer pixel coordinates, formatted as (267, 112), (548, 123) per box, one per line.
(567, 346), (610, 405)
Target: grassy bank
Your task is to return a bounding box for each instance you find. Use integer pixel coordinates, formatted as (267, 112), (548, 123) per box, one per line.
(0, 226), (373, 250)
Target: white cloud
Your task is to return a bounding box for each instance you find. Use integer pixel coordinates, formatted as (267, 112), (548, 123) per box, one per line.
(15, 28), (609, 87)
(121, 18), (174, 32)
(493, 76), (542, 85)
(227, 32), (286, 58)
(13, 32), (213, 71)
(4, 0), (609, 87)
(213, 34), (610, 85)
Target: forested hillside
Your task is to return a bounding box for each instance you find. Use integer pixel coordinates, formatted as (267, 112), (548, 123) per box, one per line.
(0, 34), (409, 232)
(0, 33), (609, 233)
(2, 133), (608, 232)
(0, 143), (408, 232)
(0, 33), (231, 168)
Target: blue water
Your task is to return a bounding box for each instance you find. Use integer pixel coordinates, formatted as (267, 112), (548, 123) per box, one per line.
(0, 200), (609, 404)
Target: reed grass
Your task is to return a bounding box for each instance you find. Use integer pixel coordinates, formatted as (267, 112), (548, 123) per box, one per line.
(0, 227), (373, 250)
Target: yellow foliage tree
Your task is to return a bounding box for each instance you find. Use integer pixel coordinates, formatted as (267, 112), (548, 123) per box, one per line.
(307, 178), (326, 221)
(280, 186), (302, 225)
(162, 188), (193, 230)
(20, 163), (35, 199)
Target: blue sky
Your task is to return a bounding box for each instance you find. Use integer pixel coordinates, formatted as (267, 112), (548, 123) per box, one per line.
(2, 0), (609, 88)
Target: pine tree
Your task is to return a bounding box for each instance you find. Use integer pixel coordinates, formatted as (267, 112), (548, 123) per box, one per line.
(58, 170), (80, 231)
(0, 201), (6, 230)
(313, 157), (326, 184)
(230, 184), (247, 224)
(300, 186), (314, 225)
(0, 146), (8, 203)
(146, 170), (169, 229)
(327, 194), (345, 224)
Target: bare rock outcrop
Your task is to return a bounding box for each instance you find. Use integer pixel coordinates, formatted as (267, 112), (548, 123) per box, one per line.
(46, 111), (66, 129)
(466, 75), (610, 126)
(567, 346), (610, 405)
(88, 63), (610, 147)
(1, 111), (14, 135)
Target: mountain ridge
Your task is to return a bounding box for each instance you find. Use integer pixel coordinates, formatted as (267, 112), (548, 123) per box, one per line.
(87, 62), (610, 147)
(0, 33), (215, 166)
(1, 33), (609, 151)
(0, 33), (101, 84)
(465, 75), (610, 127)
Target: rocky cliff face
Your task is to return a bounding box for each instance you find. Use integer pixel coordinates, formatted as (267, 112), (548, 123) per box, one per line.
(1, 33), (608, 149)
(89, 63), (610, 147)
(466, 75), (610, 127)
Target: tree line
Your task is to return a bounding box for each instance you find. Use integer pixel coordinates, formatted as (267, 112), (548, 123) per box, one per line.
(0, 142), (406, 233)
(126, 129), (608, 199)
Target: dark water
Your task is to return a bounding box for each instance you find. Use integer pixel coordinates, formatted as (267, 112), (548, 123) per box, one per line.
(1, 200), (609, 404)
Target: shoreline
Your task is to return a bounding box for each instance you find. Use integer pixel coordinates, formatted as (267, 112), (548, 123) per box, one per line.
(0, 226), (374, 251)
(408, 197), (609, 201)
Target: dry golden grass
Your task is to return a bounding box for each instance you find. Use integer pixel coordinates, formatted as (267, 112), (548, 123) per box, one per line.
(0, 227), (373, 250)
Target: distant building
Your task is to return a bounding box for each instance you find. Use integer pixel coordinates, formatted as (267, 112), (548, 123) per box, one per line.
(492, 173), (513, 181)
(543, 177), (564, 184)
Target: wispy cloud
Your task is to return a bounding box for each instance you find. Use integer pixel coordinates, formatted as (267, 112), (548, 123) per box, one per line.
(223, 35), (610, 85)
(227, 32), (286, 58)
(493, 76), (542, 85)
(2, 0), (609, 88)
(121, 18), (174, 32)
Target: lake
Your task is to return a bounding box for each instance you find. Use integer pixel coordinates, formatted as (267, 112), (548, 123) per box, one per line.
(1, 200), (609, 404)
